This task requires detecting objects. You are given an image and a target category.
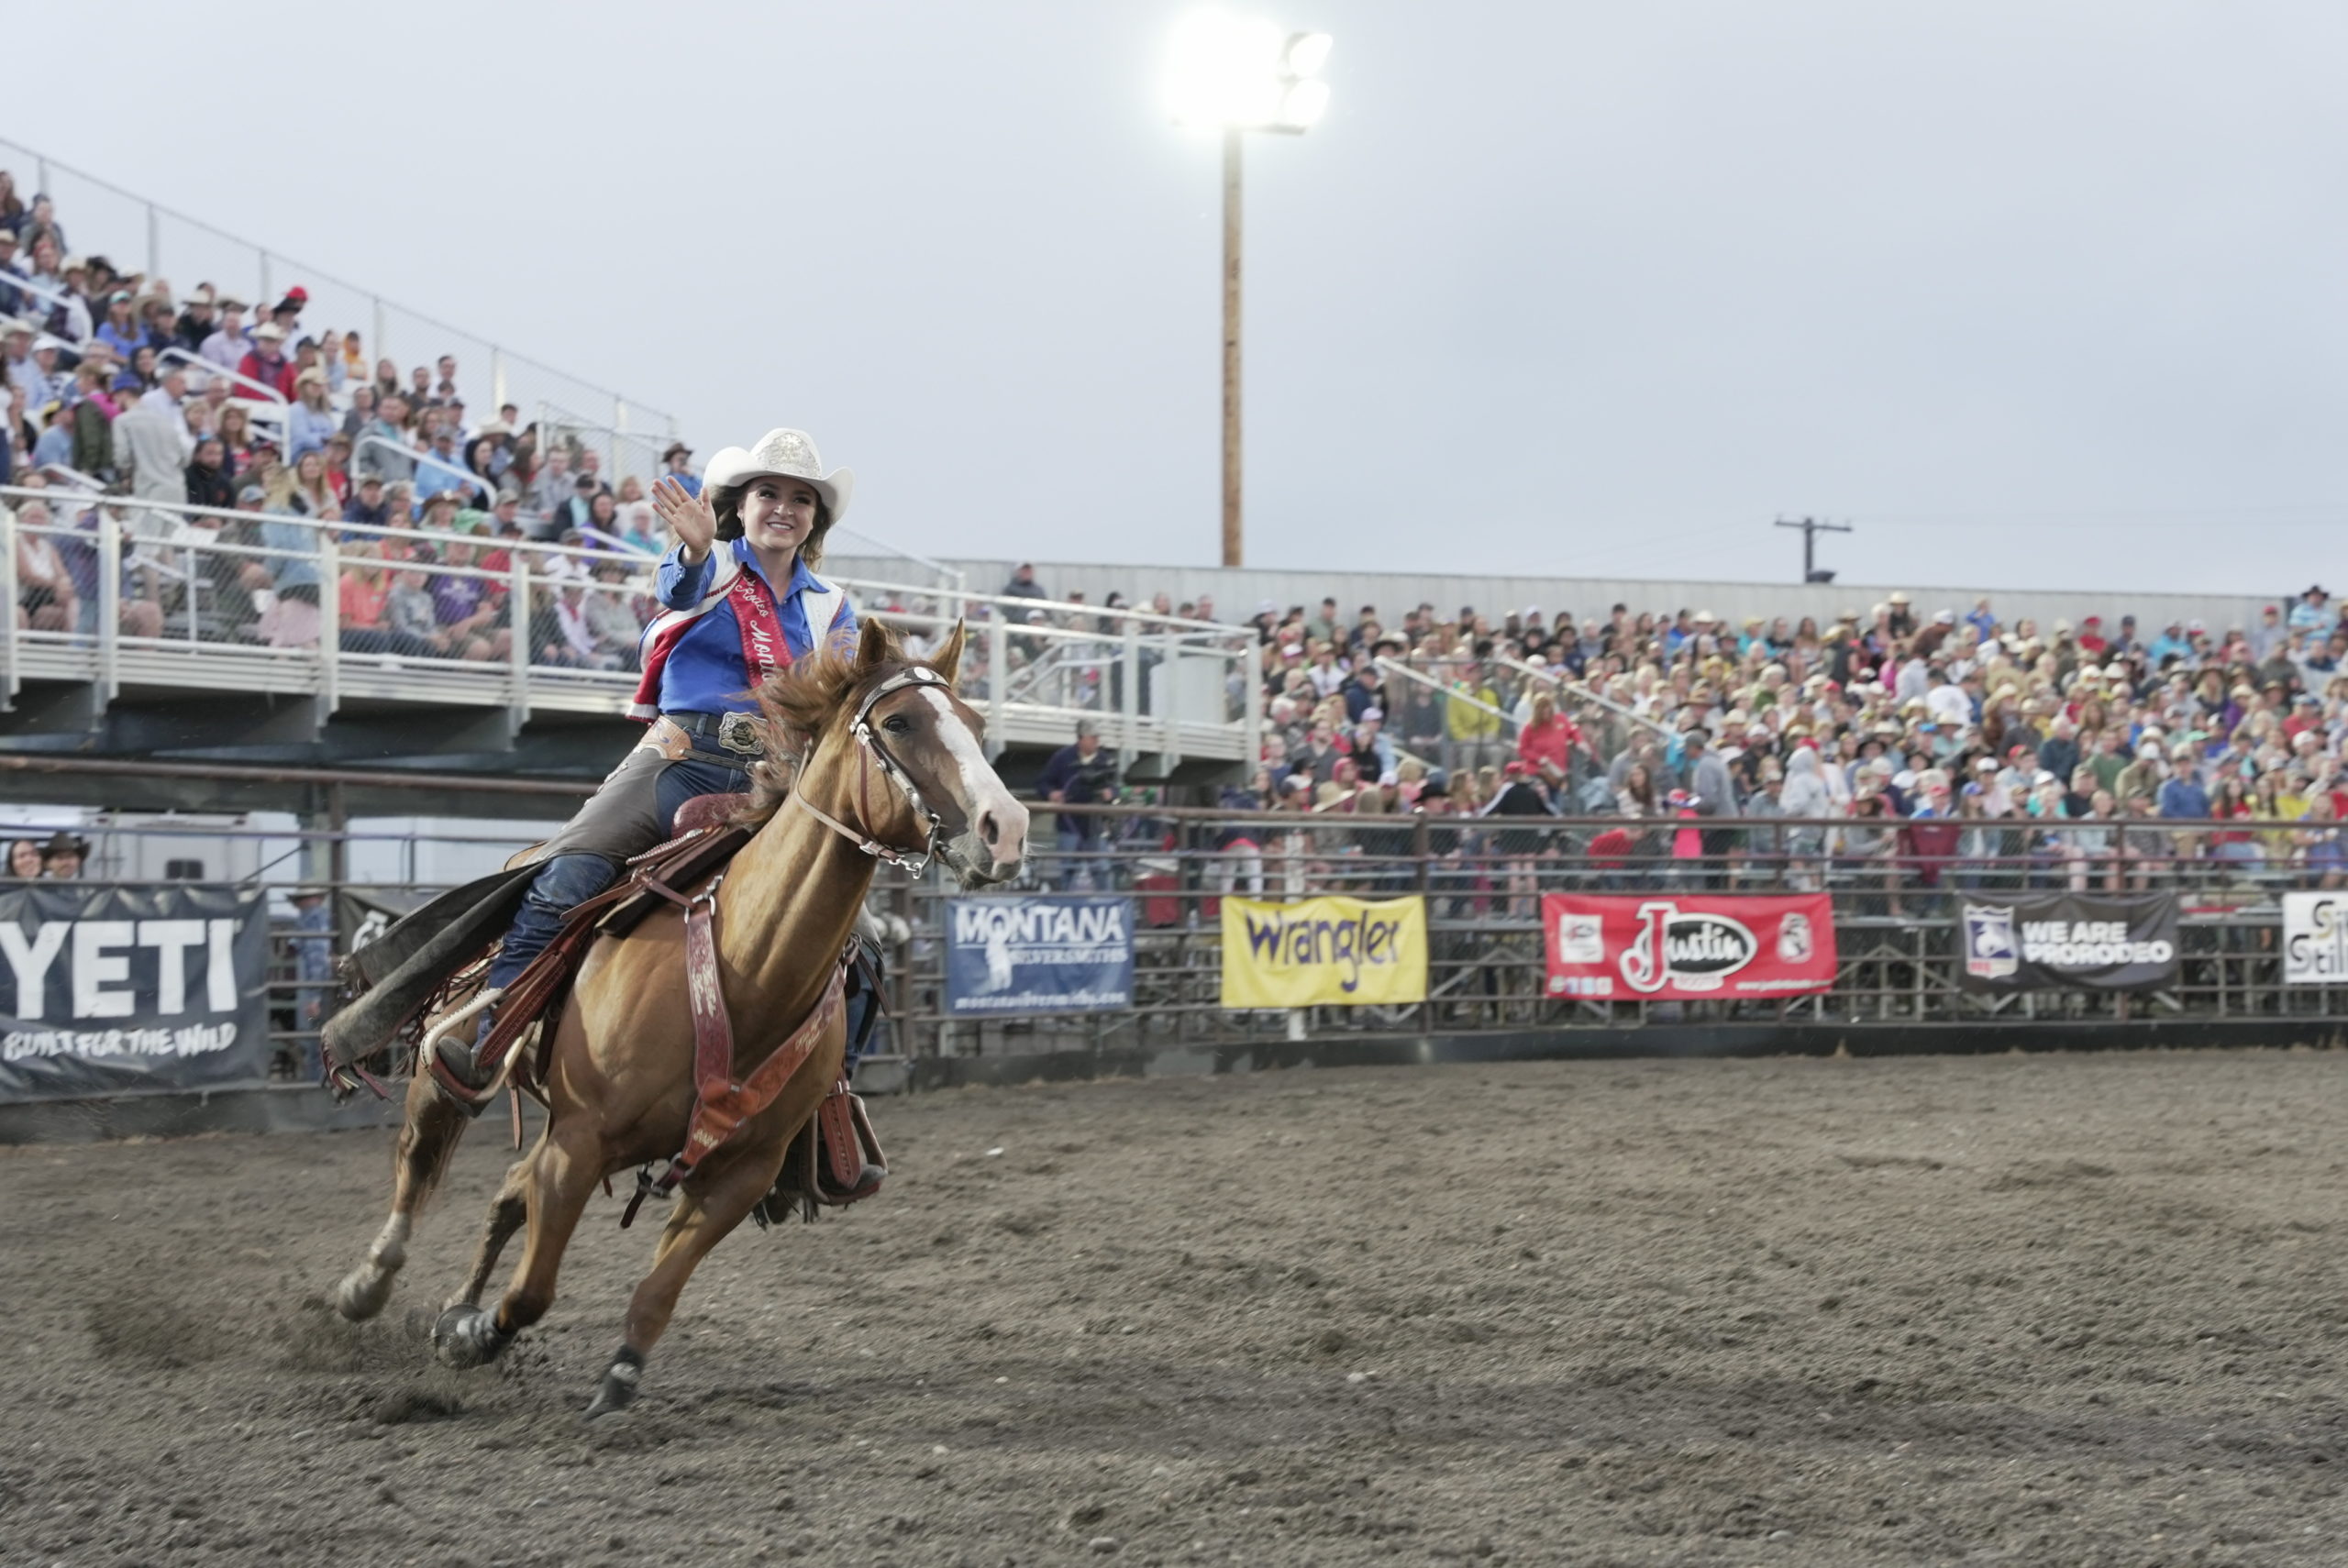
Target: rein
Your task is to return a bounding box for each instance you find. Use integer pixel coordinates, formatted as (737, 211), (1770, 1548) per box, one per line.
(783, 666), (952, 876)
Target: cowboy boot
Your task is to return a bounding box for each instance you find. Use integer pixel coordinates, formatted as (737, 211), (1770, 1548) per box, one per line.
(424, 987), (508, 1114)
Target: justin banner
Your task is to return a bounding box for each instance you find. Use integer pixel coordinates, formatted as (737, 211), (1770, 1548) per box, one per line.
(1221, 895), (1428, 1008)
(1542, 893), (1837, 1001)
(1955, 891), (2177, 991)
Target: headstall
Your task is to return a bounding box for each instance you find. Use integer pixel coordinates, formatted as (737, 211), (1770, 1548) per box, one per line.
(784, 666), (952, 876)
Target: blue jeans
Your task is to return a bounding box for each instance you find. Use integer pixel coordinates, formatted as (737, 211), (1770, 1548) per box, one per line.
(486, 752), (743, 991)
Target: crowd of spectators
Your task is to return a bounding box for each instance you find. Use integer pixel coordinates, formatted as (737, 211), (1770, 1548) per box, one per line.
(1216, 587), (2348, 895)
(975, 564), (2348, 900)
(0, 171), (691, 667)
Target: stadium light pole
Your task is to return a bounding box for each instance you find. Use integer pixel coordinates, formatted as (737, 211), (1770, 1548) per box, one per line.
(1165, 13), (1333, 569)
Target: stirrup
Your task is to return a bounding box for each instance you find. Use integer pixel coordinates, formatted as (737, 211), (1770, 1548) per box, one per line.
(422, 987), (511, 1114)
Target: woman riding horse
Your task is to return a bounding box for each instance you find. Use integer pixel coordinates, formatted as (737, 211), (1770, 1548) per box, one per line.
(433, 426), (859, 1103)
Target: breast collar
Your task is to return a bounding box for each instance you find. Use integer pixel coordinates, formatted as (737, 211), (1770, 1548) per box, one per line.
(784, 666), (952, 876)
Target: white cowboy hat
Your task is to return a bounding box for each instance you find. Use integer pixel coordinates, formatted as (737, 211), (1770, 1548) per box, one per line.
(701, 427), (853, 522)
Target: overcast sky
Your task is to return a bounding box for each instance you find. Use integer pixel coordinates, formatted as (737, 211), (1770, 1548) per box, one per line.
(16, 1), (2348, 596)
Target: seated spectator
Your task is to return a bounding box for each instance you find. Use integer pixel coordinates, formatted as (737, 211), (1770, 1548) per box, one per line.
(583, 558), (644, 668)
(289, 368), (337, 457)
(183, 435), (234, 512)
(13, 497), (74, 633)
(429, 537), (510, 662)
(236, 322), (293, 400)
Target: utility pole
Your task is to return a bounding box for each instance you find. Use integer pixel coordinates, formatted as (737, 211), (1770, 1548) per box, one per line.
(1222, 128), (1244, 569)
(1775, 515), (1852, 583)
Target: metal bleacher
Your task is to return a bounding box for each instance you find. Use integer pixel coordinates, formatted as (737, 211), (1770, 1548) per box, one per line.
(0, 489), (1260, 797)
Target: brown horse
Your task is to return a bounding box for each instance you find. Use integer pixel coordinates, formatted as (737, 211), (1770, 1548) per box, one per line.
(331, 621), (1027, 1416)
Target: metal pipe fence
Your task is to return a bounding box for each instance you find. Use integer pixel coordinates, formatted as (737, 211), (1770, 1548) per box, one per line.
(884, 805), (2348, 1057)
(0, 803), (2335, 1096)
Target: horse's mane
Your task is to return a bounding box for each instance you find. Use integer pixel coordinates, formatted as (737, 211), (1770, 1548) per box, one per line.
(735, 624), (911, 824)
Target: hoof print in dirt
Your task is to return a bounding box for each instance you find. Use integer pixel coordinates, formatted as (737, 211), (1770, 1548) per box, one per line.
(371, 1386), (463, 1427)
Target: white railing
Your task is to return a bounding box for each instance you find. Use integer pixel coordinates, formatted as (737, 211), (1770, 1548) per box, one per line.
(155, 347), (291, 447)
(0, 486), (1260, 767)
(352, 435), (490, 506)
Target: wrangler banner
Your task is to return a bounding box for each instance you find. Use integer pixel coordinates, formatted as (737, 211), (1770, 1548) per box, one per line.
(1541, 893), (1837, 1001)
(944, 895), (1135, 1015)
(1955, 892), (2178, 991)
(0, 884), (271, 1102)
(1220, 895), (1428, 1009)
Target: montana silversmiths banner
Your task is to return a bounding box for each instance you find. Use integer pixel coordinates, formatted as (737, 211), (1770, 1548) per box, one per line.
(945, 895), (1135, 1015)
(0, 884), (271, 1101)
(1956, 892), (2178, 991)
(1541, 893), (1836, 1001)
(1221, 895), (1428, 1008)
(2281, 892), (2348, 985)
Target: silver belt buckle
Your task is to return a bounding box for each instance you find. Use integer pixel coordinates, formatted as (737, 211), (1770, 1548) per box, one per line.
(717, 711), (764, 756)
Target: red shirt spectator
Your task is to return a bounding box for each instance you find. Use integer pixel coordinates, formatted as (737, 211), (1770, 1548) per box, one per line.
(1515, 691), (1587, 778)
(237, 327), (295, 400)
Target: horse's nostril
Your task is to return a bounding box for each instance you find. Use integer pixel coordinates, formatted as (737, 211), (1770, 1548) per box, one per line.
(980, 811), (1000, 846)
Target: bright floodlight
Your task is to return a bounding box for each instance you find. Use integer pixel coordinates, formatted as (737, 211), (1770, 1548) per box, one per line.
(1166, 11), (1333, 133)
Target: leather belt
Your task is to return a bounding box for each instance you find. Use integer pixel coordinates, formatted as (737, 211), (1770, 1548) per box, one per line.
(663, 710), (765, 755)
(640, 714), (756, 771)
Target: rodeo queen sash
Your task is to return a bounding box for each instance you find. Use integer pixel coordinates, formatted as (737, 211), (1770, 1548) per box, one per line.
(628, 547), (847, 722)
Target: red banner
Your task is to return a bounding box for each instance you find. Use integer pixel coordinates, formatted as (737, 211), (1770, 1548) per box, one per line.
(1542, 893), (1837, 1001)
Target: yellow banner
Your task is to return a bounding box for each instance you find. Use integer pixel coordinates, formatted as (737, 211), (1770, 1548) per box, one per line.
(1220, 895), (1428, 1009)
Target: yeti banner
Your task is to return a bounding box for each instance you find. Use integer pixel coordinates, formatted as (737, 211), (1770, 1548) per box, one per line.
(945, 895), (1135, 1016)
(1541, 893), (1836, 1000)
(1956, 892), (2178, 991)
(0, 884), (272, 1101)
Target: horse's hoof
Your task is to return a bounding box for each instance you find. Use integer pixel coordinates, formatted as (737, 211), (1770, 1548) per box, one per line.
(334, 1266), (394, 1322)
(431, 1305), (512, 1368)
(582, 1350), (644, 1419)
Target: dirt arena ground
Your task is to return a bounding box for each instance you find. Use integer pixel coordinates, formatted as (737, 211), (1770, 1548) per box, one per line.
(2, 1051), (2345, 1567)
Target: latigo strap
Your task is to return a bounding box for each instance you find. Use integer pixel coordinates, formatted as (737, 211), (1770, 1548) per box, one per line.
(621, 886), (851, 1229)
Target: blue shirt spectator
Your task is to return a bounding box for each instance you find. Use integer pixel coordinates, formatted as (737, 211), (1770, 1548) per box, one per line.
(2157, 767), (2210, 820)
(288, 397), (338, 459)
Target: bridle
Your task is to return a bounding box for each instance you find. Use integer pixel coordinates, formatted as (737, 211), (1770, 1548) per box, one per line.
(784, 666), (958, 877)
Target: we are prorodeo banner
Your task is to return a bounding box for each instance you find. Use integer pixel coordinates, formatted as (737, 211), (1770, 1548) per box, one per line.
(1221, 895), (1427, 1008)
(2282, 892), (2348, 985)
(1956, 892), (2178, 991)
(0, 884), (271, 1101)
(1541, 893), (1836, 1001)
(944, 895), (1135, 1015)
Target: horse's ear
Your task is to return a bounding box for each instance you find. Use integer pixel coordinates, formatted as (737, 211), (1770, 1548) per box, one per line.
(929, 619), (967, 685)
(855, 617), (892, 670)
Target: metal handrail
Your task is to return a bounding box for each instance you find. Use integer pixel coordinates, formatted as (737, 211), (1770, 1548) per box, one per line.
(156, 346), (290, 426)
(33, 462), (104, 494)
(1376, 657), (1520, 733)
(0, 485), (1258, 762)
(0, 484), (633, 576)
(352, 436), (489, 505)
(829, 525), (968, 594)
(1490, 652), (1675, 738)
(840, 571), (1246, 636)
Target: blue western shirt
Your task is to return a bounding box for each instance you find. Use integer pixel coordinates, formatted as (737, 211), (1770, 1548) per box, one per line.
(650, 539), (858, 715)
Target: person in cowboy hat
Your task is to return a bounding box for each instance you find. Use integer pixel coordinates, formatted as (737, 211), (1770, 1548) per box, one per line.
(39, 831), (89, 880)
(430, 427), (859, 1105)
(659, 439), (699, 497)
